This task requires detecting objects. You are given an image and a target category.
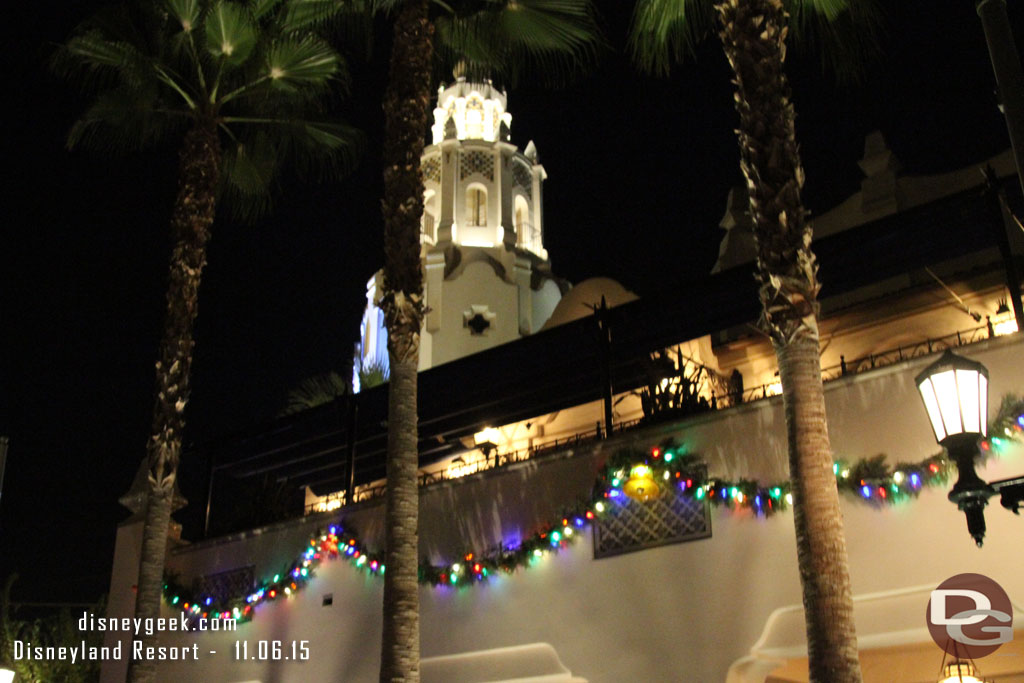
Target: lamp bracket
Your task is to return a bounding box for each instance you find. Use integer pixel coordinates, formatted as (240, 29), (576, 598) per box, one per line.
(990, 475), (1024, 514)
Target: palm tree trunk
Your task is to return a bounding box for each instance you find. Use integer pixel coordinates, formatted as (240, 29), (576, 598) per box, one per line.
(128, 121), (219, 683)
(379, 1), (432, 681)
(714, 0), (861, 680)
(380, 357), (421, 682)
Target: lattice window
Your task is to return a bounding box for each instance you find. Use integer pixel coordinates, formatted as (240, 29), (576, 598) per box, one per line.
(421, 155), (441, 183)
(461, 151), (494, 181)
(511, 160), (532, 197)
(193, 566), (255, 603)
(593, 482), (711, 559)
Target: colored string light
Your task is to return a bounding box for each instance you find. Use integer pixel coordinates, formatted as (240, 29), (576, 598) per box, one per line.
(162, 403), (1022, 628)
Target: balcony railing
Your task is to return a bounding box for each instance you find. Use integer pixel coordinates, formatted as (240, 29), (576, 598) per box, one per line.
(299, 321), (1003, 517)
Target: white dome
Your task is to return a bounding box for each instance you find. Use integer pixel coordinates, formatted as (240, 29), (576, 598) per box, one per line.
(540, 277), (638, 330)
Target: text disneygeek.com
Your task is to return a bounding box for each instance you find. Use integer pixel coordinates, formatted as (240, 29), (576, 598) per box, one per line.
(10, 611), (239, 664)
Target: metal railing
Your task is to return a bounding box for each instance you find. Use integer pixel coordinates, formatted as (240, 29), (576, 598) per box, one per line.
(303, 321), (1003, 516)
(820, 324), (991, 382)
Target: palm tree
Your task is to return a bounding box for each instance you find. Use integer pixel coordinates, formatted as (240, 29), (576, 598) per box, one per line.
(631, 1), (877, 680)
(2, 575), (106, 683)
(54, 2), (358, 680)
(371, 1), (599, 679)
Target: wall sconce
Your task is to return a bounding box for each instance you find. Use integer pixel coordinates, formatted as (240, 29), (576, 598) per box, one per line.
(474, 427), (500, 461)
(990, 299), (1019, 337)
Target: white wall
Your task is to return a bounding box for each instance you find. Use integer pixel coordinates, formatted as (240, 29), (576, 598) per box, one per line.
(429, 258), (520, 366)
(133, 336), (1024, 682)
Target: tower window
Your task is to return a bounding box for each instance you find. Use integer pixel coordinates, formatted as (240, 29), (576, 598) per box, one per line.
(422, 211), (436, 241)
(514, 196), (530, 246)
(467, 187), (487, 227)
(465, 97), (484, 138)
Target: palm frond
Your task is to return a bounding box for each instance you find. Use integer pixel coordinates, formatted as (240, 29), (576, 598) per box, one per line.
(205, 0), (258, 65)
(217, 116), (362, 222)
(251, 0), (285, 20)
(437, 0), (602, 87)
(265, 35), (344, 89)
(219, 133), (276, 219)
(786, 0), (884, 84)
(280, 371), (351, 415)
(64, 31), (137, 69)
(279, 0), (376, 62)
(166, 0), (202, 31)
(57, 0), (362, 221)
(369, 0), (407, 15)
(278, 0), (349, 32)
(66, 86), (186, 152)
(789, 0), (847, 22)
(358, 359), (389, 388)
(628, 0), (715, 76)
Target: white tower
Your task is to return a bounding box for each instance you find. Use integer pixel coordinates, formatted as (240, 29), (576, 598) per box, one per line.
(356, 77), (566, 384)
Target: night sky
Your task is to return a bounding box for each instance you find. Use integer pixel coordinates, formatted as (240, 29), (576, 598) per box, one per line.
(2, 0), (1021, 605)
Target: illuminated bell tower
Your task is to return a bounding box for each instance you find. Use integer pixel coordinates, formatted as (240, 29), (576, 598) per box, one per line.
(356, 77), (565, 381)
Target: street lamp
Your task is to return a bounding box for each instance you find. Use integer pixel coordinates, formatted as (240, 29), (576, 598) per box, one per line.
(916, 349), (1024, 546)
(0, 661), (15, 683)
(938, 659), (983, 683)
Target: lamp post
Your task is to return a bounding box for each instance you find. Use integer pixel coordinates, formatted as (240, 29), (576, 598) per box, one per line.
(916, 349), (1024, 546)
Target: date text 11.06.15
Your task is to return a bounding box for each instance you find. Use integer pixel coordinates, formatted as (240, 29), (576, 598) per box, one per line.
(233, 640), (310, 661)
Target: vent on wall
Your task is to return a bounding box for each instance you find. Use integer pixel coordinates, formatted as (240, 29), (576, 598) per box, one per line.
(593, 479), (711, 558)
(194, 566), (255, 604)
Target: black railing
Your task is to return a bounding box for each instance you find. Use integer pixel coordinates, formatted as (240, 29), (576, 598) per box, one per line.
(303, 321), (1007, 516)
(820, 324), (992, 381)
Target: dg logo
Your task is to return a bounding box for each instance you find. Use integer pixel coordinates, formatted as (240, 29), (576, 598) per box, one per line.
(927, 573), (1014, 659)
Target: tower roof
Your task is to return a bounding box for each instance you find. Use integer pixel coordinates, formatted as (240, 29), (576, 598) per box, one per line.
(432, 77), (512, 144)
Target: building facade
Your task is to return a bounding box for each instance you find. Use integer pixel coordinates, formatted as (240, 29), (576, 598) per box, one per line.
(102, 121), (1024, 682)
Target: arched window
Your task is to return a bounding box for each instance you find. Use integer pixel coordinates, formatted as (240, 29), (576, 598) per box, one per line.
(422, 190), (437, 242)
(466, 186), (487, 227)
(465, 97), (484, 139)
(514, 196), (530, 246)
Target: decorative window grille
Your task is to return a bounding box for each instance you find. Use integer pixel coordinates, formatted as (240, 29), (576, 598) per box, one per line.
(194, 566), (255, 603)
(461, 151), (494, 181)
(593, 483), (711, 559)
(511, 160), (532, 197)
(421, 155), (441, 183)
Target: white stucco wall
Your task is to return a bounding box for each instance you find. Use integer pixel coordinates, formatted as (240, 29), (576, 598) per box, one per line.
(107, 336), (1024, 682)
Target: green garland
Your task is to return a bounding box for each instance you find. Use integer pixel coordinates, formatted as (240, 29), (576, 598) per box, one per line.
(163, 396), (1024, 625)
